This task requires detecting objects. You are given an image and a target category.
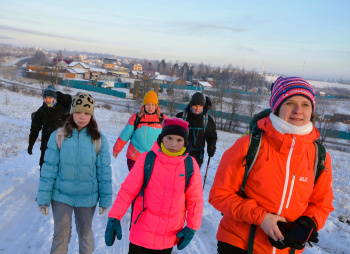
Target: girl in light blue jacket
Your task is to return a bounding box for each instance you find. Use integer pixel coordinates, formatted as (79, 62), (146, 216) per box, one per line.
(37, 92), (112, 254)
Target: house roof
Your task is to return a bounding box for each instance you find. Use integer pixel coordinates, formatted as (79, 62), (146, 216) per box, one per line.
(151, 74), (180, 82)
(198, 81), (212, 87)
(68, 61), (90, 69)
(66, 68), (86, 74)
(90, 68), (107, 73)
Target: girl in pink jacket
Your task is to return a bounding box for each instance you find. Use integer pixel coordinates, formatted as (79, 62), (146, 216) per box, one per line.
(105, 118), (204, 254)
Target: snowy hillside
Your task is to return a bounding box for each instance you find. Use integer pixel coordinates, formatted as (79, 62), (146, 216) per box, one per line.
(0, 85), (349, 254)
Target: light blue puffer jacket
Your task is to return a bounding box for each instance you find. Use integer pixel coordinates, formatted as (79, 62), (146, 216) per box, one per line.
(37, 128), (112, 208)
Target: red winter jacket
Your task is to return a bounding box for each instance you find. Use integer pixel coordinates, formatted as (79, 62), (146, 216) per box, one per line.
(209, 116), (334, 254)
(109, 142), (204, 250)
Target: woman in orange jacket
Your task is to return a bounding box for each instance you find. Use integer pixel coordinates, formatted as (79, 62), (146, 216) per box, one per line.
(209, 77), (334, 254)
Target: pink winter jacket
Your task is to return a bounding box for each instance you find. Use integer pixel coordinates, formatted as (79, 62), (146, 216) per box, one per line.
(108, 142), (204, 250)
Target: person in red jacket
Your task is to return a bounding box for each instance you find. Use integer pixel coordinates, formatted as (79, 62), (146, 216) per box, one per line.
(106, 118), (204, 254)
(209, 77), (334, 254)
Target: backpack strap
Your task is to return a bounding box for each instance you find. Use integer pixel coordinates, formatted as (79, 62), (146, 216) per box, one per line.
(132, 151), (156, 225)
(182, 110), (188, 121)
(240, 130), (263, 198)
(93, 137), (102, 156)
(314, 141), (326, 182)
(203, 113), (208, 132)
(184, 155), (194, 192)
(240, 129), (262, 254)
(56, 128), (65, 150)
(133, 115), (142, 134)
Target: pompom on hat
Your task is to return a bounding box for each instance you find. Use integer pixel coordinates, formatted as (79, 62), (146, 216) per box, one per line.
(158, 118), (189, 143)
(143, 90), (158, 106)
(270, 76), (316, 112)
(70, 92), (95, 116)
(43, 85), (57, 100)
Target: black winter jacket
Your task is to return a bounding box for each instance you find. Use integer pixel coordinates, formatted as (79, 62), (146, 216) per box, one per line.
(29, 92), (71, 150)
(175, 98), (217, 165)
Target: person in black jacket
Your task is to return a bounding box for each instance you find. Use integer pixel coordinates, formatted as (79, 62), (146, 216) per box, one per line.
(176, 92), (217, 167)
(28, 85), (72, 173)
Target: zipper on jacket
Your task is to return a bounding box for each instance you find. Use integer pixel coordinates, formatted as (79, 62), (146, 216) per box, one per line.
(277, 138), (295, 215)
(75, 131), (80, 205)
(285, 174), (295, 209)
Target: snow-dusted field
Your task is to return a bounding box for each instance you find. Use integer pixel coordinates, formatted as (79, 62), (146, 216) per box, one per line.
(0, 84), (349, 254)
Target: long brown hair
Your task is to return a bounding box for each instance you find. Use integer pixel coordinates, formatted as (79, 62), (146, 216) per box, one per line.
(63, 114), (101, 140)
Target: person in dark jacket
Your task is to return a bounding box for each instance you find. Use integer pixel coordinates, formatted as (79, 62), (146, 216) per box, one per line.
(176, 92), (217, 167)
(28, 85), (71, 172)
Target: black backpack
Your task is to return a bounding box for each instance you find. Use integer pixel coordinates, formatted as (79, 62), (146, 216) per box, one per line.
(242, 109), (326, 254)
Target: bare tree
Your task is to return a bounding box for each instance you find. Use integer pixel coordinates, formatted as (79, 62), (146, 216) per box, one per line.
(246, 93), (262, 131)
(315, 98), (337, 144)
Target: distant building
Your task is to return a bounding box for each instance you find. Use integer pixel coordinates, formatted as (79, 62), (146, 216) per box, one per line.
(103, 58), (117, 69)
(133, 64), (143, 72)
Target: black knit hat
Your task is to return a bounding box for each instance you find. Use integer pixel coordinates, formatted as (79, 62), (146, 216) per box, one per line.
(190, 92), (205, 106)
(43, 85), (57, 99)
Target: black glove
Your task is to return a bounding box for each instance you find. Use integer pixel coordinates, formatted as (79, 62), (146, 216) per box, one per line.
(268, 221), (306, 250)
(268, 235), (305, 250)
(295, 216), (318, 244)
(27, 145), (33, 155)
(207, 145), (216, 157)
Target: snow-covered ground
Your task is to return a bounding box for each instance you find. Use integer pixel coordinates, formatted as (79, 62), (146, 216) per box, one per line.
(0, 84), (349, 254)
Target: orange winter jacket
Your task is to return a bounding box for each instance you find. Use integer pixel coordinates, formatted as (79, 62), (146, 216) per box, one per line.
(209, 116), (334, 254)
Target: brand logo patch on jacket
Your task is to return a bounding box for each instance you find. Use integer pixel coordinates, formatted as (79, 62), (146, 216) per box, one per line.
(299, 176), (308, 182)
(179, 174), (185, 177)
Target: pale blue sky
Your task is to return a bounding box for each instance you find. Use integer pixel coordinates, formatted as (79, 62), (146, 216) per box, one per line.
(1, 0), (349, 80)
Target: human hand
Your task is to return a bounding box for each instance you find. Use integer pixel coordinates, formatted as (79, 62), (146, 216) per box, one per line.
(99, 207), (109, 215)
(27, 145), (33, 155)
(38, 205), (49, 215)
(105, 218), (122, 246)
(295, 216), (318, 244)
(260, 213), (286, 241)
(207, 145), (216, 157)
(268, 221), (305, 250)
(176, 226), (196, 250)
(113, 152), (119, 158)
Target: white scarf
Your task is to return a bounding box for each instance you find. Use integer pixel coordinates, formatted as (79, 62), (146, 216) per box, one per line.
(269, 113), (313, 135)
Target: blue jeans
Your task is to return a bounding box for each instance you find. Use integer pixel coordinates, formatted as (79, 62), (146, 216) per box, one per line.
(50, 200), (96, 254)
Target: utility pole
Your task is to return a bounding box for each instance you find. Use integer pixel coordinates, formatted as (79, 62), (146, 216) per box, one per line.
(262, 60), (265, 75)
(242, 55), (245, 71)
(302, 61), (306, 78)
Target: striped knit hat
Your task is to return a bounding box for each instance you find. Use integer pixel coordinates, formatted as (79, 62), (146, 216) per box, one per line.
(270, 76), (316, 112)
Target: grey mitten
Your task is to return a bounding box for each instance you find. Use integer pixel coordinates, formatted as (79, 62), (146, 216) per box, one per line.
(99, 207), (109, 215)
(38, 205), (49, 215)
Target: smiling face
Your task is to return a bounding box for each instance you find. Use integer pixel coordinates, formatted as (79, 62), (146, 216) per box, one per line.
(144, 103), (156, 114)
(73, 112), (92, 130)
(162, 135), (185, 153)
(277, 95), (313, 126)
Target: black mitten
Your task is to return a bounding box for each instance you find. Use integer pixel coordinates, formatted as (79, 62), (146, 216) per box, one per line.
(295, 216), (318, 243)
